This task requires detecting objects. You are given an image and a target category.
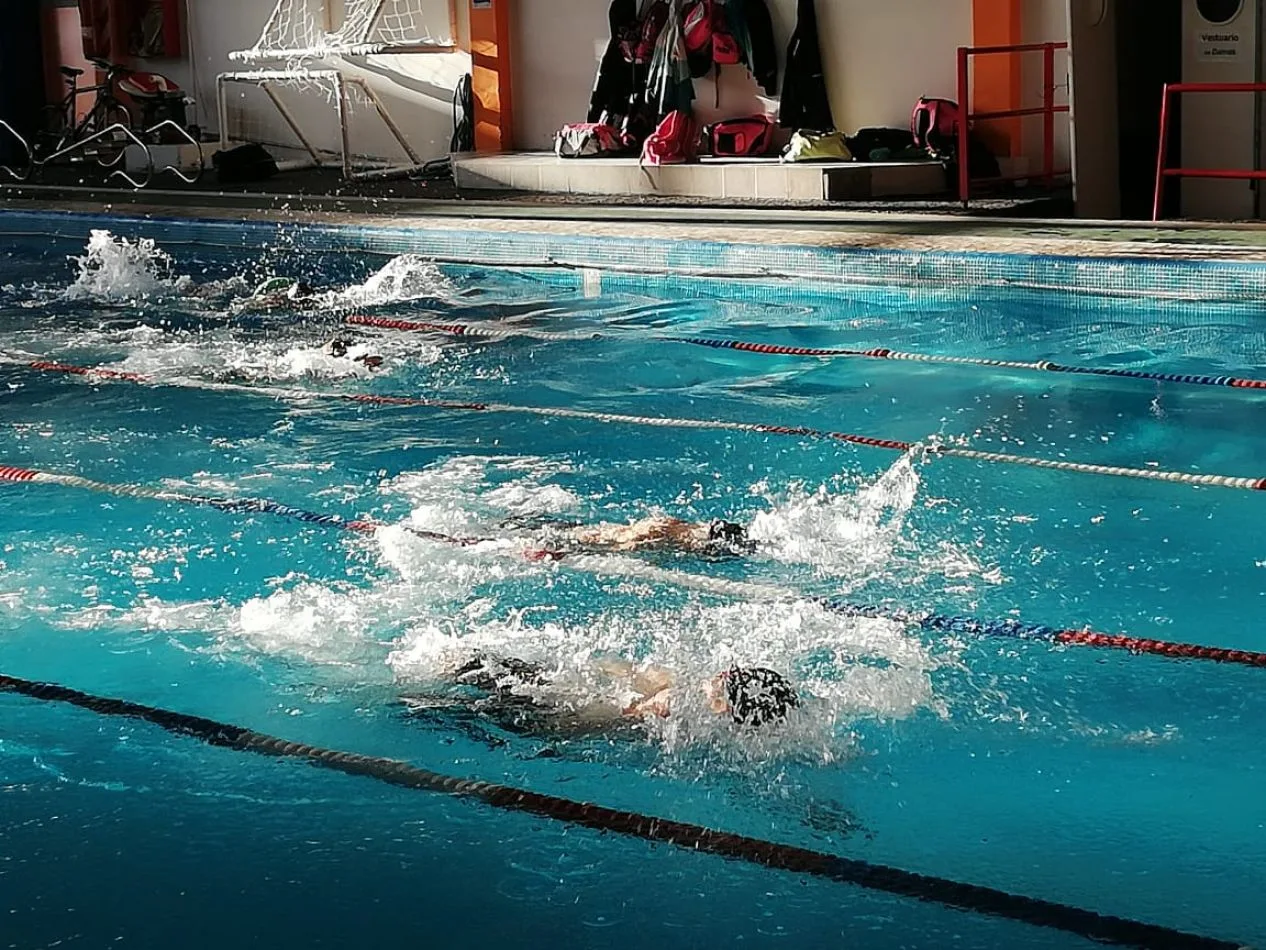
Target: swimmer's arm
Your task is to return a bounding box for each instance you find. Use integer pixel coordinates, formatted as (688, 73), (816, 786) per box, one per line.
(625, 686), (672, 719)
(592, 658), (674, 698)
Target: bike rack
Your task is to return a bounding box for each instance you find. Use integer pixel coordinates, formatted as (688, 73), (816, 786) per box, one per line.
(0, 120), (34, 182)
(8, 122), (155, 188)
(141, 119), (205, 184)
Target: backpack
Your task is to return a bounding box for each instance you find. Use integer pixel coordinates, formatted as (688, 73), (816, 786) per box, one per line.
(555, 122), (629, 158)
(620, 0), (669, 65)
(705, 114), (774, 157)
(683, 0), (742, 67)
(640, 110), (699, 166)
(911, 97), (960, 157)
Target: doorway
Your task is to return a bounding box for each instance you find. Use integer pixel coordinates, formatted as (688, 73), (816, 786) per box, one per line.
(1115, 0), (1184, 218)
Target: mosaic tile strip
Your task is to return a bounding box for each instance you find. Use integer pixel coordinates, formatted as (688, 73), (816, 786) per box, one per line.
(5, 209), (1266, 304)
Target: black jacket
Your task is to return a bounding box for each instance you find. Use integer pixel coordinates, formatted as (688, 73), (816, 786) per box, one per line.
(744, 0), (778, 96)
(588, 0), (644, 122)
(779, 0), (834, 131)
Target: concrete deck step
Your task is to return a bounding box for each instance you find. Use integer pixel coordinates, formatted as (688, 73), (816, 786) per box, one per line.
(453, 152), (948, 202)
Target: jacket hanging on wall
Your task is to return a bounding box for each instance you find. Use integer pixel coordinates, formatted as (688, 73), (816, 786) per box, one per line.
(588, 0), (646, 123)
(682, 0), (777, 96)
(779, 0), (834, 131)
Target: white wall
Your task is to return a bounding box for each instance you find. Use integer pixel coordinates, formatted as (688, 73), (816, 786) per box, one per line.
(180, 0), (470, 163)
(819, 0), (971, 132)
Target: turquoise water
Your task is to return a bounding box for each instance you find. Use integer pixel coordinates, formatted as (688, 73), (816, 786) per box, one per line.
(1, 223), (1264, 948)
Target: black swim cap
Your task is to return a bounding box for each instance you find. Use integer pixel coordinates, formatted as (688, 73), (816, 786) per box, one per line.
(722, 667), (799, 727)
(705, 519), (755, 555)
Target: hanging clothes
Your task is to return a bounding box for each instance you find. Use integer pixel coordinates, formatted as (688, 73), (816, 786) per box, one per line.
(683, 0), (777, 96)
(779, 0), (834, 131)
(645, 1), (694, 115)
(742, 0), (778, 96)
(588, 0), (644, 123)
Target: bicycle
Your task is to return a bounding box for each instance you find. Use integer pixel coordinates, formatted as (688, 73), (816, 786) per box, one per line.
(39, 57), (134, 159)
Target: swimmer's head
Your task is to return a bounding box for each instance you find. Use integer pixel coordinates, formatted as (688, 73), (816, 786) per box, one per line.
(328, 338), (350, 357)
(709, 667), (799, 727)
(700, 519), (755, 557)
(288, 281), (315, 300)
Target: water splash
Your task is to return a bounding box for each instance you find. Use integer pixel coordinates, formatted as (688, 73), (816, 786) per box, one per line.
(64, 230), (193, 302)
(748, 452), (922, 578)
(320, 254), (455, 309)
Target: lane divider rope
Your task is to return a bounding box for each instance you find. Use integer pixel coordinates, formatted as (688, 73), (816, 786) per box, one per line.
(5, 463), (1265, 670)
(671, 337), (1266, 391)
(345, 314), (1266, 393)
(0, 672), (1242, 950)
(15, 359), (1266, 493)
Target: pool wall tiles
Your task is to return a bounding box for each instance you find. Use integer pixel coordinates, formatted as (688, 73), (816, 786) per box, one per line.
(4, 209), (1266, 305)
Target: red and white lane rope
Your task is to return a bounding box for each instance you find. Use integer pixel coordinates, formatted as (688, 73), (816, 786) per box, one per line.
(13, 358), (1266, 492)
(345, 314), (1266, 393)
(345, 314), (600, 342)
(6, 462), (1266, 671)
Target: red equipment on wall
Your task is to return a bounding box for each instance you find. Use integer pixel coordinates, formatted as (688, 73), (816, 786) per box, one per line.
(77, 0), (181, 61)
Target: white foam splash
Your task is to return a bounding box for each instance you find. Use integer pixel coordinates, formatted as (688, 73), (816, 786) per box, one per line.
(101, 336), (439, 383)
(64, 230), (193, 302)
(320, 254), (454, 309)
(748, 452), (920, 576)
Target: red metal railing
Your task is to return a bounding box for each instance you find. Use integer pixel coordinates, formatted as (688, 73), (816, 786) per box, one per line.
(955, 42), (1070, 205)
(1152, 82), (1266, 221)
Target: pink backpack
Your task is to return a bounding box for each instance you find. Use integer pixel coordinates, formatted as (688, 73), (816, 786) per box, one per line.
(683, 0), (741, 66)
(706, 114), (773, 157)
(641, 111), (699, 166)
(911, 97), (961, 156)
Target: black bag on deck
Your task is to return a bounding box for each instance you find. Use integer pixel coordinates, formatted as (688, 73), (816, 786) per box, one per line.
(212, 143), (279, 183)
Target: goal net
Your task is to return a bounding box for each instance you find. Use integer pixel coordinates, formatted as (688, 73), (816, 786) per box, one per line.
(217, 0), (455, 178)
(229, 0), (456, 66)
(217, 69), (424, 178)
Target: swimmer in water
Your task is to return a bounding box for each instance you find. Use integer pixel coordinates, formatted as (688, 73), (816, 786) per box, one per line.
(506, 515), (756, 559)
(230, 276), (324, 312)
(325, 337), (384, 370)
(401, 650), (799, 737)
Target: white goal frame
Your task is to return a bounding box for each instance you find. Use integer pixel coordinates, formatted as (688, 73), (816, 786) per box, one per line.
(216, 69), (424, 180)
(215, 0), (457, 180)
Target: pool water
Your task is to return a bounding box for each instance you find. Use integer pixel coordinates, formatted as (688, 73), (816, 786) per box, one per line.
(1, 223), (1264, 949)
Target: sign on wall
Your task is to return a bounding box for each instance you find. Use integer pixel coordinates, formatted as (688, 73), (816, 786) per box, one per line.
(1193, 0), (1246, 61)
(1195, 28), (1245, 60)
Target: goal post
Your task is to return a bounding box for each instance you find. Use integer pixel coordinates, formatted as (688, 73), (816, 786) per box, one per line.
(216, 0), (457, 179)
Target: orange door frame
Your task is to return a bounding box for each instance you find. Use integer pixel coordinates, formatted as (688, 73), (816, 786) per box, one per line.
(971, 0), (1023, 157)
(469, 0), (514, 152)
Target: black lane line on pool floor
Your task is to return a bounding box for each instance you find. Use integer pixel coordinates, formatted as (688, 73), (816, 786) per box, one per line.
(0, 672), (1246, 950)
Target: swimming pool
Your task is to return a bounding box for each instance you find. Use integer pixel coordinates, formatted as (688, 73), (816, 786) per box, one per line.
(1, 213), (1263, 949)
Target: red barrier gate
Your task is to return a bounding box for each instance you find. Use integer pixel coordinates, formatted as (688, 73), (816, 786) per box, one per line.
(1152, 81), (1266, 221)
(955, 42), (1070, 206)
